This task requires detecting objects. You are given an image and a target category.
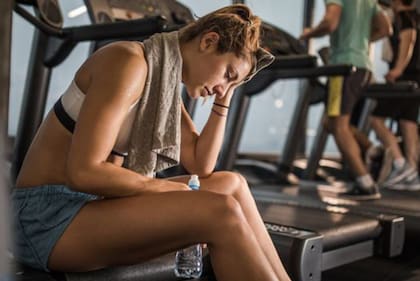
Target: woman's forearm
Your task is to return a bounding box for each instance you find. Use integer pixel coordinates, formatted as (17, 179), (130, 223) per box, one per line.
(194, 103), (229, 175)
(66, 162), (189, 197)
(393, 29), (416, 73)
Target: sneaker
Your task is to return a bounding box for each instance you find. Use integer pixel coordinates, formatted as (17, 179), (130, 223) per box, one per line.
(391, 173), (420, 191)
(382, 163), (417, 188)
(339, 183), (381, 200)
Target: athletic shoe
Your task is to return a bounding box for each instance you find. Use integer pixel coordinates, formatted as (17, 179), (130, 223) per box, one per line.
(339, 183), (381, 200)
(382, 163), (417, 188)
(391, 173), (420, 191)
(406, 175), (420, 191)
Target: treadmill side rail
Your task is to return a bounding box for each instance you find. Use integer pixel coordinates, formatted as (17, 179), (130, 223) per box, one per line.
(322, 240), (373, 271)
(375, 216), (405, 257)
(265, 222), (323, 281)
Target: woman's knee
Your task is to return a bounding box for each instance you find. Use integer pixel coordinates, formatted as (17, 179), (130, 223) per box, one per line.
(207, 193), (247, 232)
(213, 171), (249, 193)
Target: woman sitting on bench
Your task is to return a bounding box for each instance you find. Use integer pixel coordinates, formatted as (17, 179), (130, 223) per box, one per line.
(11, 4), (290, 281)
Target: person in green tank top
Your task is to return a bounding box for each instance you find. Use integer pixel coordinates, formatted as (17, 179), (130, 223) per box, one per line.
(300, 0), (392, 200)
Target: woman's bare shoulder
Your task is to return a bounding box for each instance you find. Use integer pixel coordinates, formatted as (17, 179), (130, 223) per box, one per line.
(76, 41), (147, 98)
(78, 41), (146, 77)
(100, 41), (145, 58)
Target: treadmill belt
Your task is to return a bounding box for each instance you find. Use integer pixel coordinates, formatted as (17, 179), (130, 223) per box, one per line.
(256, 201), (381, 251)
(357, 189), (420, 213)
(312, 185), (420, 217)
(268, 181), (420, 232)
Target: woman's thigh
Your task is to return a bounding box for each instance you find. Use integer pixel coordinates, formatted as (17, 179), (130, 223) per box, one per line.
(48, 190), (235, 272)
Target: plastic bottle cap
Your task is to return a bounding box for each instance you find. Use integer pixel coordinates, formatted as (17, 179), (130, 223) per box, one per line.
(188, 175), (200, 190)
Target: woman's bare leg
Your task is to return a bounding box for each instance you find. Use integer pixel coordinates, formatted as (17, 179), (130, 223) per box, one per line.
(48, 191), (279, 281)
(169, 171), (291, 281)
(370, 117), (404, 160)
(400, 119), (419, 168)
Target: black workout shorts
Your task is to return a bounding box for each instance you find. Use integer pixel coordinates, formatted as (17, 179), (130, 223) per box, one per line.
(372, 73), (420, 122)
(326, 68), (371, 117)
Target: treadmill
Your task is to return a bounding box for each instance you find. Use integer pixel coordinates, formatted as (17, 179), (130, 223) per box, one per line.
(215, 24), (405, 280)
(303, 81), (420, 234)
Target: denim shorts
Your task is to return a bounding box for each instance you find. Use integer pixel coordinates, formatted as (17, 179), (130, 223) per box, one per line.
(11, 185), (98, 271)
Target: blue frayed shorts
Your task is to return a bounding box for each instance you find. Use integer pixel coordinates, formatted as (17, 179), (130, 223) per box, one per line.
(11, 185), (98, 271)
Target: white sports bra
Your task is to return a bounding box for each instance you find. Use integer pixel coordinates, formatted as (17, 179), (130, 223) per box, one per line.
(53, 80), (139, 157)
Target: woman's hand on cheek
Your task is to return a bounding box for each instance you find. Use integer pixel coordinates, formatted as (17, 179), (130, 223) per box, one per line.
(215, 83), (241, 105)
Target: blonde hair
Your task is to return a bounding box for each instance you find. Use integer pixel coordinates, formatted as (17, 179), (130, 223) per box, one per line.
(179, 4), (261, 61)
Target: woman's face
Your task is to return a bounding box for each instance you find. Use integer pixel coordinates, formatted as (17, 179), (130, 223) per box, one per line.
(183, 32), (252, 100)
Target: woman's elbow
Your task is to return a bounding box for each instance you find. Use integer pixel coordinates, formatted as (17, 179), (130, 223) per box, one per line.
(65, 169), (85, 191)
(65, 164), (94, 191)
(327, 23), (338, 33)
(324, 16), (339, 33)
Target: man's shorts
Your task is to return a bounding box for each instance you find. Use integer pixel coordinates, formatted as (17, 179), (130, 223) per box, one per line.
(372, 73), (420, 122)
(11, 185), (98, 271)
(326, 68), (372, 117)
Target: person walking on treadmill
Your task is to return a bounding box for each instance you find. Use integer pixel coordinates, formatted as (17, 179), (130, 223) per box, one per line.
(300, 0), (392, 200)
(11, 4), (291, 281)
(370, 0), (420, 191)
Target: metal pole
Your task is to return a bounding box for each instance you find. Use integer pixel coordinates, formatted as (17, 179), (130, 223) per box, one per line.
(12, 29), (52, 181)
(277, 82), (312, 174)
(302, 0), (315, 49)
(0, 0), (13, 277)
(302, 112), (329, 180)
(303, 0), (315, 28)
(296, 0), (316, 156)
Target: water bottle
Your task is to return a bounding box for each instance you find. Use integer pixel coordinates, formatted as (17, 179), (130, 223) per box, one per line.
(174, 175), (203, 278)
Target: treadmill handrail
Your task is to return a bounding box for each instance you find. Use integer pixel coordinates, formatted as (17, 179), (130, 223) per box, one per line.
(365, 90), (420, 99)
(242, 64), (355, 97)
(270, 54), (317, 69)
(366, 81), (418, 92)
(14, 3), (64, 37)
(263, 64), (356, 79)
(64, 17), (169, 42)
(365, 82), (420, 99)
(14, 3), (169, 42)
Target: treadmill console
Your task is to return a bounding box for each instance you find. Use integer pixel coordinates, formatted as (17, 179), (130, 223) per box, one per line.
(84, 0), (304, 58)
(260, 22), (306, 56)
(84, 0), (194, 24)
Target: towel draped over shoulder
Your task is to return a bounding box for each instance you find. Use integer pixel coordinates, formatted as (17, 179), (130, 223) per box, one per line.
(126, 31), (183, 177)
